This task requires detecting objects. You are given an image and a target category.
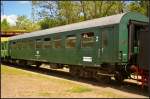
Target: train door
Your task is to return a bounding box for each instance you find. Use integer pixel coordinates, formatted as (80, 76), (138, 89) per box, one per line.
(35, 38), (42, 60)
(80, 32), (95, 65)
(100, 27), (114, 63)
(128, 20), (149, 69)
(138, 26), (149, 70)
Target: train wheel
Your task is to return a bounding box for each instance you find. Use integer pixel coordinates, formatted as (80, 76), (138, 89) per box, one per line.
(105, 76), (111, 84)
(114, 71), (124, 84)
(69, 66), (80, 78)
(19, 60), (27, 66)
(95, 74), (111, 84)
(36, 62), (41, 68)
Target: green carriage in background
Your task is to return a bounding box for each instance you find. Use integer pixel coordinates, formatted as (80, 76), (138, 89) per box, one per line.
(1, 38), (10, 61)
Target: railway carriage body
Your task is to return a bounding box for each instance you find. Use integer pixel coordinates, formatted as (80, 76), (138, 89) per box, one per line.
(1, 38), (9, 61)
(2, 12), (149, 84)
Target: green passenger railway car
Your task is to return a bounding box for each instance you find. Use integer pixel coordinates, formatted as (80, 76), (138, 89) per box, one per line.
(1, 12), (149, 85)
(1, 38), (9, 60)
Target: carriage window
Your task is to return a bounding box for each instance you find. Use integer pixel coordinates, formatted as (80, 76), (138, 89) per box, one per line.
(44, 38), (52, 48)
(36, 39), (43, 48)
(24, 40), (32, 49)
(66, 35), (76, 48)
(22, 41), (27, 49)
(1, 43), (4, 50)
(21, 41), (27, 49)
(28, 40), (34, 48)
(12, 42), (16, 44)
(44, 38), (50, 41)
(17, 42), (21, 49)
(101, 31), (108, 48)
(81, 32), (94, 48)
(15, 41), (21, 49)
(11, 42), (17, 48)
(12, 42), (16, 46)
(54, 39), (61, 48)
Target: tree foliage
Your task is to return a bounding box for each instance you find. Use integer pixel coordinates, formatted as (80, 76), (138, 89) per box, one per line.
(31, 1), (149, 30)
(127, 1), (149, 16)
(34, 1), (129, 29)
(3, 1), (148, 31)
(16, 15), (40, 31)
(1, 19), (10, 31)
(1, 15), (40, 32)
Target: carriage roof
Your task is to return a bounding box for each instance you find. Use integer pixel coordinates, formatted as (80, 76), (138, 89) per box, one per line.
(10, 13), (127, 40)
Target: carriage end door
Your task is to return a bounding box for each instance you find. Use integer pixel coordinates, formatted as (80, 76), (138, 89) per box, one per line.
(100, 27), (114, 63)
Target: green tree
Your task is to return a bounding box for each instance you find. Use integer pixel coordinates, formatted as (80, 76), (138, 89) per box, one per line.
(38, 17), (51, 29)
(58, 1), (80, 24)
(31, 1), (36, 23)
(127, 1), (149, 16)
(1, 19), (10, 31)
(16, 15), (40, 31)
(38, 17), (60, 29)
(32, 1), (129, 29)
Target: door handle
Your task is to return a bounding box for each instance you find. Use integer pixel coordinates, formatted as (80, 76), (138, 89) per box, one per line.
(101, 48), (104, 53)
(98, 48), (100, 57)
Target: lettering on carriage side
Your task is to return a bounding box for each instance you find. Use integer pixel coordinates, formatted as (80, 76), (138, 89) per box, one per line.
(83, 57), (92, 62)
(35, 50), (40, 58)
(36, 51), (39, 54)
(98, 48), (101, 57)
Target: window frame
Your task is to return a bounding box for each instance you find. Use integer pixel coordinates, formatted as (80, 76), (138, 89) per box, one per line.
(43, 37), (52, 48)
(101, 30), (108, 48)
(81, 32), (95, 48)
(65, 35), (77, 48)
(53, 37), (62, 49)
(35, 39), (43, 49)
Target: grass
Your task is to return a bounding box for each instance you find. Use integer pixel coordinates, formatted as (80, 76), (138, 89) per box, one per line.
(67, 86), (92, 93)
(1, 65), (86, 85)
(102, 91), (122, 98)
(1, 65), (92, 94)
(1, 65), (26, 75)
(1, 65), (36, 77)
(1, 65), (68, 82)
(99, 90), (128, 98)
(1, 65), (66, 80)
(1, 65), (132, 98)
(38, 92), (51, 96)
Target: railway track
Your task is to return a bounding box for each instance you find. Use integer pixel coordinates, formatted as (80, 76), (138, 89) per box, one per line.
(1, 62), (149, 97)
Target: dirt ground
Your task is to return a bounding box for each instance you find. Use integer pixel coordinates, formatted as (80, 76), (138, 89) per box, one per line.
(1, 65), (149, 98)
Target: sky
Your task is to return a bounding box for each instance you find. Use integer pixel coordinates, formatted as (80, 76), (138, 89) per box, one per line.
(1, 1), (32, 26)
(1, 1), (133, 26)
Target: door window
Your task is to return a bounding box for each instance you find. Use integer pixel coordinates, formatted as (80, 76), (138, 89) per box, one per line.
(36, 39), (43, 49)
(81, 32), (94, 48)
(101, 31), (108, 48)
(44, 38), (52, 48)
